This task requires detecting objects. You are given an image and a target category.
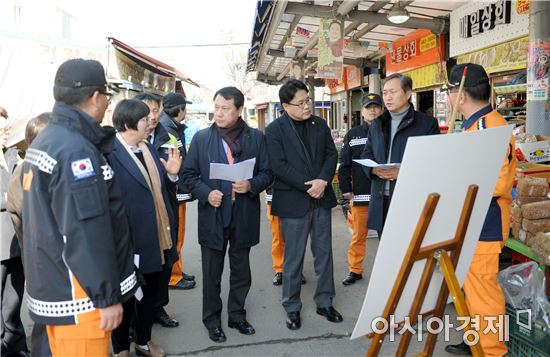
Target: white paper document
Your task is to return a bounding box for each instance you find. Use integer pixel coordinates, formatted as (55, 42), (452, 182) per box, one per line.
(353, 159), (400, 169)
(209, 158), (256, 182)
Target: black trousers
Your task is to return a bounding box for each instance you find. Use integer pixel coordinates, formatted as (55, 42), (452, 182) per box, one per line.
(201, 227), (251, 329)
(1, 257), (28, 355)
(154, 261), (173, 318)
(112, 270), (163, 353)
(377, 195), (392, 239)
(30, 323), (51, 357)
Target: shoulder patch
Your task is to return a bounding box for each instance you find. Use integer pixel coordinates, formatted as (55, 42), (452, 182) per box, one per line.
(23, 170), (33, 191)
(71, 158), (96, 180)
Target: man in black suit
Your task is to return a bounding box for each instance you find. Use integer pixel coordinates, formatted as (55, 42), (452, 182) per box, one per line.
(182, 87), (272, 343)
(265, 79), (342, 330)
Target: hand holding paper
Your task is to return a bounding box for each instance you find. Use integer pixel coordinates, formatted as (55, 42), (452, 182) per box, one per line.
(210, 158), (256, 182)
(353, 159), (400, 169)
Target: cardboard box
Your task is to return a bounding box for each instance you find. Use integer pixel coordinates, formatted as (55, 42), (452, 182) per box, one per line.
(516, 135), (550, 163)
(516, 163), (550, 185)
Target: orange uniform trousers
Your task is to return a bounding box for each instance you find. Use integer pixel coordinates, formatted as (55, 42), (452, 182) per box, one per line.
(348, 204), (369, 274)
(46, 275), (110, 357)
(169, 203), (187, 285)
(463, 241), (507, 357)
(267, 204), (284, 273)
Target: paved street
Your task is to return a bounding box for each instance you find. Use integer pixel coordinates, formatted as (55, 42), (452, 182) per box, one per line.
(23, 200), (464, 356)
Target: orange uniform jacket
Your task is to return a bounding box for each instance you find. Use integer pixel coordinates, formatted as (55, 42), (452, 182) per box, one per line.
(463, 106), (516, 242)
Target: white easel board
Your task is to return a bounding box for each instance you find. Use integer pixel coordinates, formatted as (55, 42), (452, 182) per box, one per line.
(351, 125), (514, 339)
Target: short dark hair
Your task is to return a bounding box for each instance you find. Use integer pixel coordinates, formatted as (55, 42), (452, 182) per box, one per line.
(25, 112), (52, 146)
(53, 85), (104, 106)
(134, 92), (161, 106)
(463, 83), (491, 102)
(164, 105), (184, 118)
(112, 99), (150, 132)
(279, 79), (309, 104)
(384, 73), (413, 93)
(213, 86), (244, 108)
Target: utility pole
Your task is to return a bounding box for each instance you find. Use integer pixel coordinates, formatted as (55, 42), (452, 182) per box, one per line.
(526, 1), (550, 135)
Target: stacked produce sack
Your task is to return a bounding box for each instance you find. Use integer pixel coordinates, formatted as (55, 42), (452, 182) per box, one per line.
(511, 176), (550, 263)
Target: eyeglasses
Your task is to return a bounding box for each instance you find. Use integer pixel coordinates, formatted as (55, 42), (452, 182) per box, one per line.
(287, 97), (312, 108)
(99, 91), (112, 100)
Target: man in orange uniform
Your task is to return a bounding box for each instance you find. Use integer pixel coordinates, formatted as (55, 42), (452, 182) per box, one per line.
(339, 94), (383, 285)
(445, 63), (516, 357)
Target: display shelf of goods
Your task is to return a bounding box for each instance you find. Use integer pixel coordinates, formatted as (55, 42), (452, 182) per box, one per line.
(493, 83), (527, 95)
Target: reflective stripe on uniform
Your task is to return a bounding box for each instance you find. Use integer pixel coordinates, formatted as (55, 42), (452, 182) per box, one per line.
(349, 138), (367, 147)
(176, 193), (193, 201)
(25, 148), (57, 174)
(477, 118), (486, 130)
(120, 272), (137, 295)
(265, 194), (272, 202)
(353, 194), (371, 202)
(27, 295), (95, 317)
(101, 164), (114, 181)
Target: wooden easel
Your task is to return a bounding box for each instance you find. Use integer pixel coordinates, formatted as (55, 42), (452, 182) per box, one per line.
(366, 184), (485, 357)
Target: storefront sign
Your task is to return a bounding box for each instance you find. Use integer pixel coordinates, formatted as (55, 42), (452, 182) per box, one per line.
(317, 19), (343, 80)
(516, 0), (529, 15)
(345, 66), (362, 90)
(450, 0), (528, 57)
(457, 36), (528, 74)
(326, 69), (347, 94)
(386, 29), (444, 75)
(403, 63), (445, 90)
(459, 0), (511, 39)
(527, 41), (550, 101)
(296, 26), (311, 38)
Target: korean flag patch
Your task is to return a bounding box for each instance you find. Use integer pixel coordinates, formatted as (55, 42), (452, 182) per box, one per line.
(71, 158), (96, 180)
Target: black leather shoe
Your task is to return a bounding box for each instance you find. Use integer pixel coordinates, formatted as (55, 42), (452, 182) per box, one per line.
(286, 311), (301, 330)
(228, 320), (255, 335)
(183, 272), (195, 281)
(154, 312), (179, 328)
(207, 326), (227, 343)
(169, 278), (196, 290)
(316, 306), (343, 323)
(273, 272), (282, 286)
(301, 274), (306, 285)
(342, 272), (363, 285)
(444, 342), (472, 355)
(8, 351), (31, 357)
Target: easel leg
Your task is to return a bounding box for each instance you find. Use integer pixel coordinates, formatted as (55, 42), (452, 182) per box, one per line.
(436, 251), (485, 357)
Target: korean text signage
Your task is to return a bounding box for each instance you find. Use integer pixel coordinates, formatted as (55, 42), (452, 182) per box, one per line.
(457, 36), (528, 74)
(450, 0), (528, 57)
(386, 29), (445, 75)
(459, 0), (511, 38)
(403, 63), (445, 90)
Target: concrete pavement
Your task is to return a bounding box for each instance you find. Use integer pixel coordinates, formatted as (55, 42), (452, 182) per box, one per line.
(21, 201), (465, 356)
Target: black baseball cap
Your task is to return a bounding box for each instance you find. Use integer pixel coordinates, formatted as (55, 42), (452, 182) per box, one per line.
(448, 63), (490, 88)
(162, 93), (192, 109)
(54, 58), (118, 94)
(362, 93), (383, 107)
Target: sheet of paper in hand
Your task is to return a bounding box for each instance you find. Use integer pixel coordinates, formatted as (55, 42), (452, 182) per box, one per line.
(209, 158), (256, 182)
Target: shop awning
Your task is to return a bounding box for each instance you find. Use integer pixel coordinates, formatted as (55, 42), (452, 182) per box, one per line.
(108, 37), (200, 88)
(246, 1), (462, 85)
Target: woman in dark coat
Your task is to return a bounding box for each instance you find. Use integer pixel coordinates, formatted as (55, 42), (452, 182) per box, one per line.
(107, 99), (181, 357)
